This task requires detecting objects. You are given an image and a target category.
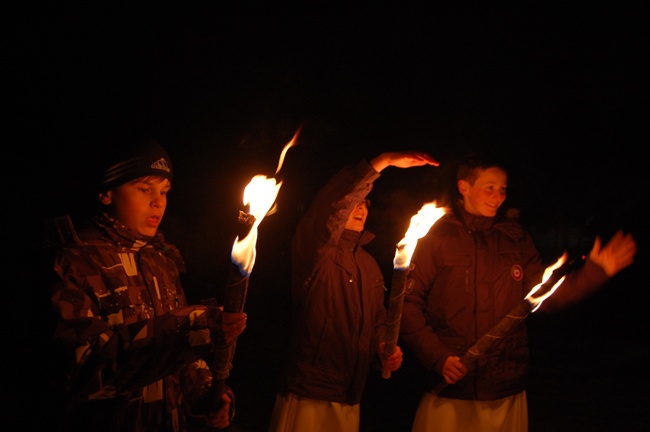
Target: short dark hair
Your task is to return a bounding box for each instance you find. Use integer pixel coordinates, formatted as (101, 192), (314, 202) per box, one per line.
(456, 152), (507, 186)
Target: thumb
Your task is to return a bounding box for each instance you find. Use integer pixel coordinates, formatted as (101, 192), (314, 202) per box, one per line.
(589, 235), (602, 260)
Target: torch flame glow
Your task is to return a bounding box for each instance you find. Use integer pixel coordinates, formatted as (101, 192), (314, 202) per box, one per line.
(393, 201), (446, 270)
(524, 252), (568, 312)
(231, 129), (300, 276)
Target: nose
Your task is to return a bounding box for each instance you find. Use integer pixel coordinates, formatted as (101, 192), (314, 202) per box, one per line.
(151, 193), (165, 208)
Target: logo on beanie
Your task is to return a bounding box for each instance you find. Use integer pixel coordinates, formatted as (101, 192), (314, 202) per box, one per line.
(151, 158), (171, 173)
(511, 264), (523, 281)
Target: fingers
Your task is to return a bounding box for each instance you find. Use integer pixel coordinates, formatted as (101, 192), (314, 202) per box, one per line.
(398, 151), (439, 167)
(442, 356), (467, 384)
(591, 231), (637, 276)
(203, 398), (231, 429)
(370, 151), (439, 172)
(380, 345), (403, 371)
(221, 312), (247, 325)
(412, 152), (440, 166)
(614, 234), (637, 270)
(221, 312), (247, 342)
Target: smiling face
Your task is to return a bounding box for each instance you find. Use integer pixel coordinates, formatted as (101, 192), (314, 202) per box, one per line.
(99, 176), (171, 237)
(345, 201), (369, 232)
(458, 166), (507, 217)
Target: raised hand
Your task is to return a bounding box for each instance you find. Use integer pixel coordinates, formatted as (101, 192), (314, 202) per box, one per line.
(589, 230), (637, 277)
(370, 151), (440, 172)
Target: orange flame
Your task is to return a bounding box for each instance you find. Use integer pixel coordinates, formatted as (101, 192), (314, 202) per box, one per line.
(524, 252), (568, 312)
(231, 128), (300, 276)
(393, 202), (446, 270)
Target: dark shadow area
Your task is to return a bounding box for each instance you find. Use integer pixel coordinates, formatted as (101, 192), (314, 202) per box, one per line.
(6, 4), (648, 431)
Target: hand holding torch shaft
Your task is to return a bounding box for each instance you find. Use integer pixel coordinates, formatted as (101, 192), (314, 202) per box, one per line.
(382, 202), (446, 379)
(212, 260), (250, 381)
(432, 254), (583, 394)
(204, 211), (254, 412)
(204, 130), (300, 412)
(382, 262), (414, 378)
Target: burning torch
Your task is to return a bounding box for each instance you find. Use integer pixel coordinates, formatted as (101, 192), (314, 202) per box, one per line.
(383, 202), (446, 379)
(432, 252), (586, 394)
(206, 128), (300, 407)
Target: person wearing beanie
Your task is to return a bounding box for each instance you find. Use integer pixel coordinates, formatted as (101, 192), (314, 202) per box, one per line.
(44, 131), (247, 431)
(98, 133), (174, 194)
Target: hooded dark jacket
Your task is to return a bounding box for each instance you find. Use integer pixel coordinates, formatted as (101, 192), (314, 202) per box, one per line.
(48, 212), (233, 431)
(277, 160), (388, 405)
(400, 206), (609, 401)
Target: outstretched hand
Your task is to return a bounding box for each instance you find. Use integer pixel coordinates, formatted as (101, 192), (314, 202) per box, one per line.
(370, 151), (440, 172)
(589, 230), (637, 277)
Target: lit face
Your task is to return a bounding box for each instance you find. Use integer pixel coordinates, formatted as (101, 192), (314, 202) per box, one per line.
(99, 177), (171, 237)
(458, 167), (507, 217)
(345, 201), (369, 232)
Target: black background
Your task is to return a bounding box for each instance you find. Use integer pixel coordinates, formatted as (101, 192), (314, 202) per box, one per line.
(6, 3), (648, 431)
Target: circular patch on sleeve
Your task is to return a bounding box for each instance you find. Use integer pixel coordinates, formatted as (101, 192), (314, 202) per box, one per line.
(511, 265), (523, 281)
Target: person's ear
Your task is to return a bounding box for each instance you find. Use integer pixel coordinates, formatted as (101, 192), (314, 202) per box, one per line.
(458, 179), (470, 195)
(98, 191), (112, 205)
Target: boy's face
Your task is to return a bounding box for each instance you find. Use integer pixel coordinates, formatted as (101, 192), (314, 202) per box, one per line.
(99, 177), (171, 237)
(345, 201), (369, 232)
(458, 167), (507, 217)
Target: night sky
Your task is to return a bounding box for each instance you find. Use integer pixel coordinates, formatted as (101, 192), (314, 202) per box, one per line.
(7, 4), (648, 431)
(11, 4), (646, 292)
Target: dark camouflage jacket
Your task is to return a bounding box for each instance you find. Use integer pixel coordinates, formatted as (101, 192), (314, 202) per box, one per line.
(49, 212), (232, 431)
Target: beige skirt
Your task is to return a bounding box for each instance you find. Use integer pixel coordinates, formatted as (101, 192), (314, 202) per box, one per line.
(267, 393), (360, 432)
(411, 390), (528, 432)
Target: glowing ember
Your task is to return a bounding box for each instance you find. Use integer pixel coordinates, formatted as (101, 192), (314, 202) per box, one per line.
(524, 252), (568, 312)
(393, 201), (446, 269)
(231, 128), (300, 276)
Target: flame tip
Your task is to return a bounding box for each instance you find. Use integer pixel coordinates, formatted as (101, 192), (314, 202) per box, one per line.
(232, 131), (301, 274)
(393, 201), (446, 269)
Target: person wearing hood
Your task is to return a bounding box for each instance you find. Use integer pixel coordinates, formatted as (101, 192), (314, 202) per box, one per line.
(268, 150), (439, 432)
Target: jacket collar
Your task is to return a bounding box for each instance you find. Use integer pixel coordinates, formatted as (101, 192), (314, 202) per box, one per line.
(457, 206), (495, 231)
(93, 211), (167, 251)
(341, 228), (375, 247)
(451, 205), (525, 240)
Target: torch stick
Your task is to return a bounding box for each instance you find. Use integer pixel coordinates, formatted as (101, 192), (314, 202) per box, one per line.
(211, 211), (255, 382)
(382, 261), (413, 378)
(431, 254), (584, 395)
(204, 129), (300, 411)
(382, 202), (446, 379)
(203, 211), (255, 411)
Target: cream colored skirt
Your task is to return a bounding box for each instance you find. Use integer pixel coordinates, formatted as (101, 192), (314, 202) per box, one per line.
(411, 390), (528, 432)
(268, 393), (360, 432)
